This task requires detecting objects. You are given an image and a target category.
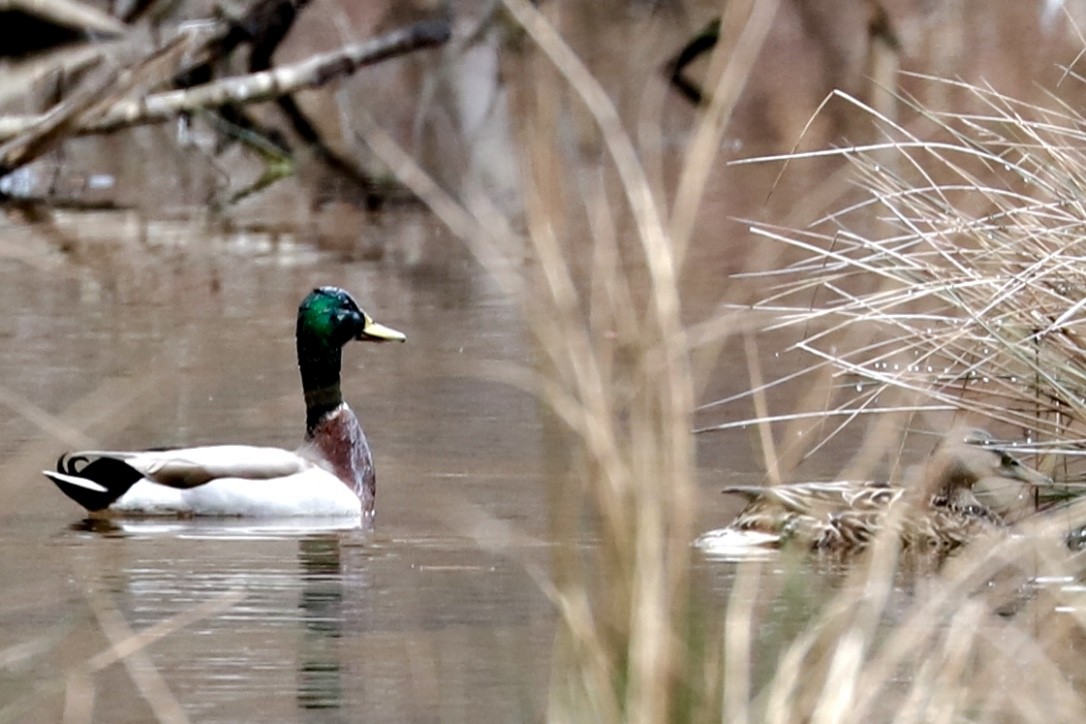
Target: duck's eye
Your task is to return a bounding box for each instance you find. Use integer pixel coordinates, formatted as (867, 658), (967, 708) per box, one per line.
(1000, 452), (1020, 468)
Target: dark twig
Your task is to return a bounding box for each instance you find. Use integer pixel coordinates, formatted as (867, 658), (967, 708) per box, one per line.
(663, 18), (720, 106)
(239, 0), (390, 206)
(195, 1), (313, 157)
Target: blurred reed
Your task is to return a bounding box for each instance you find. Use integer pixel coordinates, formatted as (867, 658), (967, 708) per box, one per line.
(358, 0), (1086, 720)
(502, 0), (777, 720)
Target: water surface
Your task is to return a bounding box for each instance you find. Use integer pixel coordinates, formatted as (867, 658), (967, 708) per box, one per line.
(0, 213), (564, 722)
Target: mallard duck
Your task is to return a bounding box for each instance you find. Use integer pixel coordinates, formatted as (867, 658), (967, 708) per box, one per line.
(696, 430), (1052, 554)
(43, 287), (405, 519)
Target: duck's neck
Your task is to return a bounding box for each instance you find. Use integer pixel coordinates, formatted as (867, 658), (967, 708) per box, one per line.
(298, 340), (344, 436)
(922, 449), (972, 500)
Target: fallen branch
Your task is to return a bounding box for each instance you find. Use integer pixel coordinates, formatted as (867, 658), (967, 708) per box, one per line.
(0, 17), (451, 143)
(0, 0), (127, 38)
(0, 31), (197, 175)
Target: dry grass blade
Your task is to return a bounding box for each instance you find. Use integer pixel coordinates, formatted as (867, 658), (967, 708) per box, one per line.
(705, 77), (1086, 462)
(82, 588), (246, 673)
(1, 355), (179, 520)
(669, 0), (778, 266)
(73, 592), (190, 724)
(692, 68), (1086, 723)
(71, 588), (246, 723)
(0, 30), (200, 174)
(721, 561), (761, 724)
(353, 2), (1086, 721)
(0, 587), (245, 724)
(346, 109), (522, 298)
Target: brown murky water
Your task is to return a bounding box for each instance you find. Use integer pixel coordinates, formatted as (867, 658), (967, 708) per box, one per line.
(0, 204), (875, 722)
(0, 213), (569, 722)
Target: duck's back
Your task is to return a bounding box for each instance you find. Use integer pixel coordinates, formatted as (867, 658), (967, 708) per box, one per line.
(704, 481), (900, 550)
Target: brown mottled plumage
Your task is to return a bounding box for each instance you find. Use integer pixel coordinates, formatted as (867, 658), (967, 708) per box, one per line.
(697, 431), (1051, 554)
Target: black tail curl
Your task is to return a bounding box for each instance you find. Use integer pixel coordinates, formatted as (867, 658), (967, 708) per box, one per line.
(49, 454), (144, 511)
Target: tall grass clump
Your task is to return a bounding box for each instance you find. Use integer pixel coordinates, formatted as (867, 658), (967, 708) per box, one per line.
(726, 76), (1086, 466)
(359, 1), (1086, 721)
(702, 69), (1086, 721)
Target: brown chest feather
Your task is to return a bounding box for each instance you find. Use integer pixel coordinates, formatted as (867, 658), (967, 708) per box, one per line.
(299, 405), (376, 514)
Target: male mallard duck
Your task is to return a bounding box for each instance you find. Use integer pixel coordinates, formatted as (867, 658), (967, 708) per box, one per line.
(43, 287), (405, 519)
(696, 430), (1052, 554)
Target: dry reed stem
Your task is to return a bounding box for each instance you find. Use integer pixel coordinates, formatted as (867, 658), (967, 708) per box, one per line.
(721, 560), (761, 724)
(717, 84), (1086, 443)
(348, 35), (643, 721)
(357, 0), (727, 716)
(699, 33), (1086, 724)
(77, 592), (190, 724)
(668, 0), (778, 268)
(499, 0), (721, 719)
(62, 588), (245, 723)
(0, 587), (245, 723)
(357, 3), (1086, 722)
(743, 332), (781, 485)
(714, 412), (1086, 722)
(0, 356), (181, 526)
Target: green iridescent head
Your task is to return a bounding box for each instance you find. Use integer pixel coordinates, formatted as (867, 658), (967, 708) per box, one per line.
(297, 287), (406, 352)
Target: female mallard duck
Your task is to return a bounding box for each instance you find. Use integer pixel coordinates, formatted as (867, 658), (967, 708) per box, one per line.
(43, 287), (405, 519)
(696, 430), (1052, 554)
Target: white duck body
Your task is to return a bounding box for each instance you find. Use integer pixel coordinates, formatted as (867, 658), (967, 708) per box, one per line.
(46, 445), (364, 518)
(109, 472), (362, 517)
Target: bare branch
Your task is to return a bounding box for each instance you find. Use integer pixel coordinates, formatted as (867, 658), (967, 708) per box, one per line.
(0, 17), (451, 143)
(0, 31), (196, 175)
(0, 0), (127, 37)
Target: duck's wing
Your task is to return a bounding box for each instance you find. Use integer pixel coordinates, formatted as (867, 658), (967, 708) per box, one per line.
(695, 527), (784, 557)
(722, 481), (904, 549)
(724, 481), (900, 515)
(89, 446), (311, 487)
(43, 446), (313, 512)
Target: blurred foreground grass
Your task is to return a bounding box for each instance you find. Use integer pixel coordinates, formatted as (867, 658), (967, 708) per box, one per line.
(344, 0), (1086, 720)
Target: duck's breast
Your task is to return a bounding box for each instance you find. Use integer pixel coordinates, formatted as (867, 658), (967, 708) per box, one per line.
(301, 404), (375, 511)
